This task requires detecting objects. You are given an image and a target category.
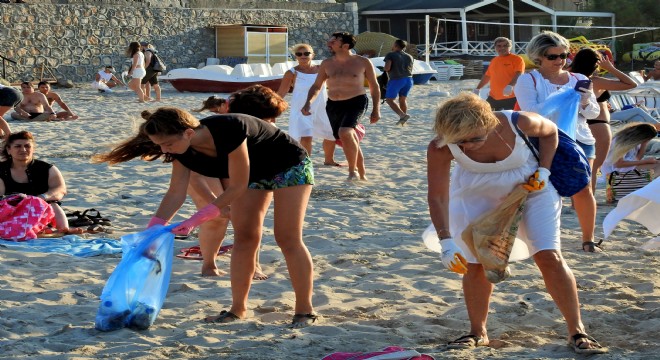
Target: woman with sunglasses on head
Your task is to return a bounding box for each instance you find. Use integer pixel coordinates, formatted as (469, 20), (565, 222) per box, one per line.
(94, 96), (317, 327)
(514, 31), (601, 253)
(277, 43), (340, 166)
(569, 48), (638, 193)
(427, 93), (607, 354)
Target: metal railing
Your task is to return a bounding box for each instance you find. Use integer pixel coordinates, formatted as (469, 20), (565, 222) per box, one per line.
(0, 55), (17, 80)
(418, 40), (613, 58)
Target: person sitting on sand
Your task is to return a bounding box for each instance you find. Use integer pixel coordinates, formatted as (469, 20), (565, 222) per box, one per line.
(0, 84), (21, 139)
(10, 82), (57, 122)
(193, 95), (228, 114)
(427, 93), (608, 354)
(0, 131), (82, 234)
(95, 100), (317, 327)
(37, 81), (79, 120)
(92, 66), (124, 93)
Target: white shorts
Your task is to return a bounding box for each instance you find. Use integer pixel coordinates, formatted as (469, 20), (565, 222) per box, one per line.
(131, 68), (146, 79)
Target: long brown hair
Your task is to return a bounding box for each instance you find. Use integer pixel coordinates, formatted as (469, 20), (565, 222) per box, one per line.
(193, 96), (227, 112)
(126, 42), (141, 57)
(93, 107), (201, 165)
(228, 84), (287, 120)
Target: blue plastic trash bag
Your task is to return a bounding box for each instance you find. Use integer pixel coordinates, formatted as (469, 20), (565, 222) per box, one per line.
(538, 87), (581, 139)
(95, 224), (175, 331)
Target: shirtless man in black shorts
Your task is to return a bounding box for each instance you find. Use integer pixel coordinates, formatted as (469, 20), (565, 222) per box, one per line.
(10, 82), (57, 122)
(303, 31), (381, 181)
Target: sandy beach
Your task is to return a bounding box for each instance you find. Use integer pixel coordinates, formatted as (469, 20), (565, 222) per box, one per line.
(0, 80), (658, 359)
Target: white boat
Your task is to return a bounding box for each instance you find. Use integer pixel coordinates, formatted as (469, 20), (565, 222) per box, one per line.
(160, 63), (294, 93)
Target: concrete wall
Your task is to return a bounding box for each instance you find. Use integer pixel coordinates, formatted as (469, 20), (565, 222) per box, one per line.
(0, 1), (357, 82)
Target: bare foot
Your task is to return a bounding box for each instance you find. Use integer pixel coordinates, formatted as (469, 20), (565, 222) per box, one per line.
(253, 269), (269, 280)
(201, 268), (226, 277)
(63, 227), (85, 235)
(347, 171), (359, 182)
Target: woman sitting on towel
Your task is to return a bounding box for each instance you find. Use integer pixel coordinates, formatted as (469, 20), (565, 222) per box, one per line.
(94, 95), (317, 328)
(0, 131), (81, 234)
(426, 93), (607, 354)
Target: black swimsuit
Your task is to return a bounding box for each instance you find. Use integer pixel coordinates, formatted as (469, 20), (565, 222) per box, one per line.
(587, 90), (611, 125)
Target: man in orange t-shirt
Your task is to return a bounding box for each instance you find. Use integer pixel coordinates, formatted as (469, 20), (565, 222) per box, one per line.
(474, 37), (525, 110)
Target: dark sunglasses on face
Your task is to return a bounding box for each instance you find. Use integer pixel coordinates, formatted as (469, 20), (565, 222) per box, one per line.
(295, 51), (312, 57)
(545, 52), (569, 60)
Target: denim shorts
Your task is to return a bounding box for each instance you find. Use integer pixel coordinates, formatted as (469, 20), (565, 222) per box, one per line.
(576, 140), (596, 159)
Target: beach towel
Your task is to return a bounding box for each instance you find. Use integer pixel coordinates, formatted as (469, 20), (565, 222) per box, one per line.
(95, 224), (174, 331)
(0, 194), (55, 241)
(0, 235), (121, 257)
(321, 346), (435, 360)
(603, 177), (660, 250)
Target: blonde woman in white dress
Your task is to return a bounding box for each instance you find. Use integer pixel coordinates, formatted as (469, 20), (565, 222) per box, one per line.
(277, 44), (341, 166)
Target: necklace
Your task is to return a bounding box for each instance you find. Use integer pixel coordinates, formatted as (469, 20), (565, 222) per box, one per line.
(493, 125), (513, 152)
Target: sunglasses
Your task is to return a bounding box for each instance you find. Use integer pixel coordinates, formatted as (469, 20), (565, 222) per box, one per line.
(452, 136), (488, 145)
(544, 52), (569, 60)
(295, 51), (312, 57)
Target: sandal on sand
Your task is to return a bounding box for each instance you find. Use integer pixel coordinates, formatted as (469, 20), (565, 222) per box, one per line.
(568, 333), (608, 354)
(582, 241), (602, 253)
(176, 245), (234, 260)
(447, 334), (488, 349)
(82, 208), (112, 226)
(204, 310), (240, 324)
(291, 313), (319, 328)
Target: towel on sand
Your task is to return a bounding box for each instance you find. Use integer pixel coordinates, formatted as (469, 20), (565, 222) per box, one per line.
(0, 235), (122, 257)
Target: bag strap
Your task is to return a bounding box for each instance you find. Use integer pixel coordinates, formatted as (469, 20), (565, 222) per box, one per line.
(510, 111), (541, 164)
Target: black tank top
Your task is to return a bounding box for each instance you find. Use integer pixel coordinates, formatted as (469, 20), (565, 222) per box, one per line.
(0, 159), (53, 195)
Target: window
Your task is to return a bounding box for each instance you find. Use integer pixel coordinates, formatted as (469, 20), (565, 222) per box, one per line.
(407, 19), (426, 45)
(477, 23), (488, 36)
(367, 19), (390, 34)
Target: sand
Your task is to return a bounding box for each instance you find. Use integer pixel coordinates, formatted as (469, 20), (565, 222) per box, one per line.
(0, 81), (658, 359)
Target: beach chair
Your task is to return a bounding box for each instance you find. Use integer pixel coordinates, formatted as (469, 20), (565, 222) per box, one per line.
(429, 61), (464, 81)
(250, 63), (273, 77)
(629, 71), (645, 85)
(230, 64), (254, 78)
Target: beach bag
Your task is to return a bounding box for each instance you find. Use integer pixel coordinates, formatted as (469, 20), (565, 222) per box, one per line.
(0, 194), (55, 241)
(511, 112), (591, 197)
(95, 225), (174, 331)
(606, 169), (653, 203)
(462, 185), (529, 284)
(321, 346), (435, 360)
(150, 50), (167, 72)
(377, 71), (389, 103)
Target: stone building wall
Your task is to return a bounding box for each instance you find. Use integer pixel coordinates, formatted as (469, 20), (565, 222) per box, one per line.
(0, 1), (356, 83)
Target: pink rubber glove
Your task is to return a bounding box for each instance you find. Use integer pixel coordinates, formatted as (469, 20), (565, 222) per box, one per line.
(147, 216), (168, 228)
(171, 204), (220, 235)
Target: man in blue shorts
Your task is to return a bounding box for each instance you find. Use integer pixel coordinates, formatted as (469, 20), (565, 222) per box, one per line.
(383, 39), (414, 126)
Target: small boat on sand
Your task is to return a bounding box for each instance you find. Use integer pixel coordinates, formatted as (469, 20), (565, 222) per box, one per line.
(161, 63), (292, 93)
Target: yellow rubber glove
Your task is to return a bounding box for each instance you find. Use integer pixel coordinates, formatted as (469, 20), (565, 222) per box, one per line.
(440, 238), (469, 274)
(522, 167), (550, 192)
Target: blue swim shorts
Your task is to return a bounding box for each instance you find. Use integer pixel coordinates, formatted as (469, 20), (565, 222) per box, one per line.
(385, 77), (413, 99)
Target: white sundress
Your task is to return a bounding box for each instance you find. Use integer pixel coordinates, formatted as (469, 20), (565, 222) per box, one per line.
(428, 111), (562, 263)
(287, 68), (334, 141)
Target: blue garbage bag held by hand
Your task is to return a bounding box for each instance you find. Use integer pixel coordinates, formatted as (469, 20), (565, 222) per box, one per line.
(95, 224), (175, 331)
(538, 87), (581, 139)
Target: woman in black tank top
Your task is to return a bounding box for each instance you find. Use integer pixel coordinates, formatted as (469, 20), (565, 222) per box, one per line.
(570, 49), (637, 193)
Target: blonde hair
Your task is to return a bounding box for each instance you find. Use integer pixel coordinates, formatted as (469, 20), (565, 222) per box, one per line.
(290, 43), (313, 55)
(526, 31), (570, 65)
(610, 123), (657, 162)
(433, 92), (499, 146)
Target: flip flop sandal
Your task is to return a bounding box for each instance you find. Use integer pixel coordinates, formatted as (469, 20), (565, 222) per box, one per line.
(568, 333), (608, 354)
(82, 208), (112, 227)
(447, 334), (488, 349)
(176, 245), (234, 260)
(204, 310), (240, 324)
(68, 214), (94, 227)
(291, 313), (319, 328)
